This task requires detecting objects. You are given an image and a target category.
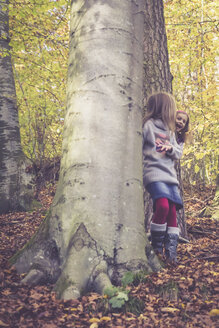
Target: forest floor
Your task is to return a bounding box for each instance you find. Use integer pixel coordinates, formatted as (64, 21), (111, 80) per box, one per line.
(0, 182), (218, 328)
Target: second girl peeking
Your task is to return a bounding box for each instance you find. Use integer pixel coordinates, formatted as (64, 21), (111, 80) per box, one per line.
(175, 110), (190, 147)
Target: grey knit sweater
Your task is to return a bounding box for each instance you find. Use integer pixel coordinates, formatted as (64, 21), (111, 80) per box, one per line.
(142, 118), (183, 187)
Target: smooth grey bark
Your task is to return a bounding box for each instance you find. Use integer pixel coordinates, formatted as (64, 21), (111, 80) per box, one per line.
(0, 0), (34, 214)
(12, 0), (161, 300)
(143, 0), (187, 238)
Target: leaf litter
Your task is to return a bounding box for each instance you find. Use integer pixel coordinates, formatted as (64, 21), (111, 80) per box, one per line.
(0, 183), (218, 327)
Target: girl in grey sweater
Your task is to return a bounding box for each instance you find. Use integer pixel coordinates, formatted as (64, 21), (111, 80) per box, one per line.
(143, 92), (183, 264)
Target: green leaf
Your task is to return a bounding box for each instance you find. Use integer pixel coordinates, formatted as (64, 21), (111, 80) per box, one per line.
(121, 271), (134, 287)
(195, 153), (205, 160)
(109, 296), (126, 309)
(117, 291), (129, 301)
(104, 286), (118, 298)
(195, 165), (200, 173)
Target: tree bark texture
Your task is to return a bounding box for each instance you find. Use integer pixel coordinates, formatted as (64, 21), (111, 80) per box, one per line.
(142, 0), (187, 238)
(143, 0), (172, 101)
(0, 0), (34, 214)
(12, 0), (161, 300)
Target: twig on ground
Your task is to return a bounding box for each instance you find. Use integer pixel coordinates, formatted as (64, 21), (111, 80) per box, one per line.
(184, 196), (213, 205)
(198, 255), (219, 261)
(187, 226), (216, 236)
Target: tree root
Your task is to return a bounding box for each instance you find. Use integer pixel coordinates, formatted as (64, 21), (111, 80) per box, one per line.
(21, 269), (45, 285)
(93, 272), (112, 295)
(62, 286), (81, 300)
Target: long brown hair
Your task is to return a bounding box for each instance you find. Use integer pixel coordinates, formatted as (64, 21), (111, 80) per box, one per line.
(143, 92), (176, 132)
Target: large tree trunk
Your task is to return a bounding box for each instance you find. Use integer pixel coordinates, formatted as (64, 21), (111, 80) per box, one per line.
(11, 0), (161, 300)
(143, 0), (187, 238)
(0, 0), (34, 214)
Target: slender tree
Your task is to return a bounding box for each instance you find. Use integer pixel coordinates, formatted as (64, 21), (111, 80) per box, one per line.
(12, 0), (161, 300)
(143, 0), (187, 238)
(0, 0), (34, 214)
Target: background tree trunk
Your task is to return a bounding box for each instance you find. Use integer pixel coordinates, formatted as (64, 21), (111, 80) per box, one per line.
(211, 174), (219, 221)
(175, 160), (188, 238)
(0, 0), (34, 214)
(142, 0), (187, 238)
(200, 174), (219, 220)
(12, 0), (161, 300)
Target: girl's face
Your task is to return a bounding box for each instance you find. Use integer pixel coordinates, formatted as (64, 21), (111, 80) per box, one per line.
(176, 112), (188, 132)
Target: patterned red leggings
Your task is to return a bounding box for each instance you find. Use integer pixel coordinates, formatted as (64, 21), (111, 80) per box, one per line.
(152, 197), (177, 227)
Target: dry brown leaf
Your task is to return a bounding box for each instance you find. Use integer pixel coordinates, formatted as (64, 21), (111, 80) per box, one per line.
(145, 306), (154, 312)
(89, 323), (98, 328)
(209, 309), (219, 317)
(161, 307), (180, 313)
(100, 316), (111, 322)
(1, 289), (12, 296)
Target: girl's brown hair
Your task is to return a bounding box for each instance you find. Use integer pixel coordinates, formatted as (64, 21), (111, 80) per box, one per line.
(143, 92), (176, 132)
